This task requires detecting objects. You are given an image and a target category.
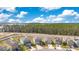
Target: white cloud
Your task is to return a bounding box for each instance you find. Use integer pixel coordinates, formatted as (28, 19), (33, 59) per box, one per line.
(0, 13), (10, 19)
(16, 11), (28, 18)
(0, 7), (15, 22)
(0, 9), (3, 12)
(25, 21), (31, 23)
(0, 7), (5, 12)
(8, 19), (22, 23)
(26, 9), (79, 23)
(0, 7), (16, 12)
(52, 18), (63, 23)
(45, 15), (63, 23)
(43, 7), (61, 10)
(54, 10), (79, 23)
(64, 21), (70, 23)
(62, 10), (74, 15)
(6, 7), (16, 12)
(25, 15), (63, 23)
(20, 11), (28, 15)
(26, 17), (48, 23)
(61, 10), (77, 16)
(58, 10), (79, 18)
(41, 7), (61, 12)
(47, 15), (56, 20)
(32, 17), (48, 23)
(75, 14), (79, 19)
(0, 9), (78, 23)
(40, 15), (43, 17)
(0, 13), (11, 22)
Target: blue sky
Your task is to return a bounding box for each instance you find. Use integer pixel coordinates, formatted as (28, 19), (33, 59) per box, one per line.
(0, 7), (79, 23)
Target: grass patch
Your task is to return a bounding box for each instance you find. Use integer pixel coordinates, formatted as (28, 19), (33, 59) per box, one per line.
(0, 36), (5, 38)
(18, 44), (29, 51)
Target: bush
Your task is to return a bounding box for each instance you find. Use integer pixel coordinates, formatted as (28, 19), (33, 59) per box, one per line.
(31, 43), (36, 48)
(40, 40), (47, 46)
(61, 41), (68, 48)
(18, 44), (29, 51)
(51, 40), (56, 47)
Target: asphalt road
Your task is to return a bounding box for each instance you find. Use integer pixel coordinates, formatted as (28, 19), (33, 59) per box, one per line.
(34, 49), (72, 51)
(34, 49), (64, 51)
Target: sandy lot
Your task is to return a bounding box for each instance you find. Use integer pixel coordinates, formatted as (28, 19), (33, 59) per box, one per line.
(0, 32), (79, 40)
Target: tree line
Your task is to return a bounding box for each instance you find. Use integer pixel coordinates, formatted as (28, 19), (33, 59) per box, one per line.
(2, 23), (79, 36)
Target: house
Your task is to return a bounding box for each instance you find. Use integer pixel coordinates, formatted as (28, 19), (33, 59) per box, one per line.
(19, 36), (31, 48)
(74, 40), (79, 48)
(45, 37), (52, 44)
(0, 25), (4, 32)
(55, 37), (62, 45)
(35, 36), (41, 45)
(67, 40), (74, 48)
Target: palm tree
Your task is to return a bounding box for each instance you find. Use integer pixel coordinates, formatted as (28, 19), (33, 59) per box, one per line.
(40, 39), (48, 48)
(31, 38), (36, 48)
(61, 41), (69, 50)
(51, 40), (56, 49)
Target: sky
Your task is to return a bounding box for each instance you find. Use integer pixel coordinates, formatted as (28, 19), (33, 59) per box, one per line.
(0, 7), (79, 23)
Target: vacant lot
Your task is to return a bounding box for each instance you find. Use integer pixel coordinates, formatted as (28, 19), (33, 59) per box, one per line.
(0, 32), (78, 40)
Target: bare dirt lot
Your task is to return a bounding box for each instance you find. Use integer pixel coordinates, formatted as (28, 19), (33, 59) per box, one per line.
(0, 32), (79, 40)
